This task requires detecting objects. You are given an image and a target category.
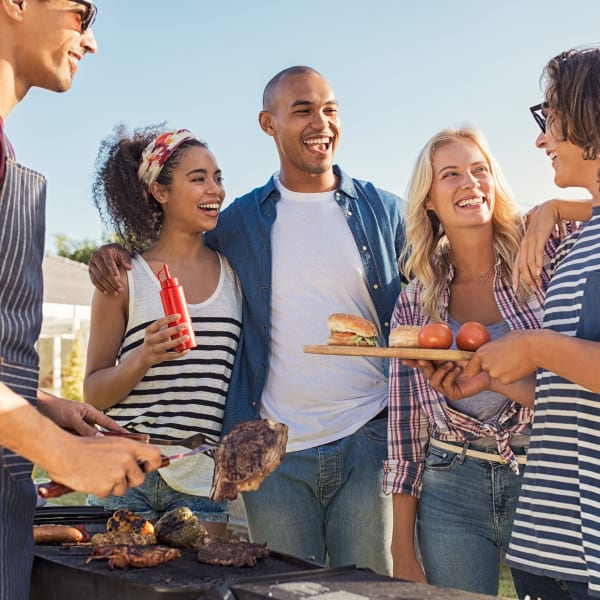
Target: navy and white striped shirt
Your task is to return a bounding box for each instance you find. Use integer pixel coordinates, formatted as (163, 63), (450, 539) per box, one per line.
(506, 206), (600, 593)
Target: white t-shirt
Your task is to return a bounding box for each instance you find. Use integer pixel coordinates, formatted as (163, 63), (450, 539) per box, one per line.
(260, 177), (388, 451)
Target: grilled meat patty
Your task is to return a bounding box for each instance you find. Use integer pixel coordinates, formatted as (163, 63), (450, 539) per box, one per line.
(196, 535), (270, 567)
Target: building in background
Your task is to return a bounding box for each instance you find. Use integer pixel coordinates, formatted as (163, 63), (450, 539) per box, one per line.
(38, 254), (92, 398)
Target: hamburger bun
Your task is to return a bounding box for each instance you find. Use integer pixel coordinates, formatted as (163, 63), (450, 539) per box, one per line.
(327, 313), (379, 347)
(388, 325), (422, 348)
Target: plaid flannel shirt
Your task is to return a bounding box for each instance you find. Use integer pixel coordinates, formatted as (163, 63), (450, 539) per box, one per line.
(383, 249), (556, 498)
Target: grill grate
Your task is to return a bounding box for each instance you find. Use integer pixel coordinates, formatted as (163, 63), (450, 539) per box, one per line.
(31, 507), (325, 600)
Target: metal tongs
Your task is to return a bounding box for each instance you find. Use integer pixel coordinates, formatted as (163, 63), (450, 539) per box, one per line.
(100, 430), (211, 449)
(36, 431), (217, 499)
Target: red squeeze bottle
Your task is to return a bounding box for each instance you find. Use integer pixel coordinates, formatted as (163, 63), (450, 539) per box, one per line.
(157, 264), (197, 352)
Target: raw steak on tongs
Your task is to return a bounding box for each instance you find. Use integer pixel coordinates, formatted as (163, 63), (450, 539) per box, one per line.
(209, 419), (288, 501)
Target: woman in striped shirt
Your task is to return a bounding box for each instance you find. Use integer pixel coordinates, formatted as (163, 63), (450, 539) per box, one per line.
(383, 126), (565, 596)
(84, 126), (242, 534)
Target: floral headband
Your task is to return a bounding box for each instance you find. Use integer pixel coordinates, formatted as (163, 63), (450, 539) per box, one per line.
(137, 129), (199, 190)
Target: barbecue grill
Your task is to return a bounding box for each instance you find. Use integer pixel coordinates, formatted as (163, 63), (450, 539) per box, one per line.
(31, 506), (499, 600)
(31, 506), (325, 600)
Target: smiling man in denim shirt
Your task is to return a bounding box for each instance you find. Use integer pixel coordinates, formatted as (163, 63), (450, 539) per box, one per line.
(206, 66), (404, 574)
(89, 65), (405, 574)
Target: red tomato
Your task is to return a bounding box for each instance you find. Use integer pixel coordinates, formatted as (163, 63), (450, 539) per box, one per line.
(418, 322), (453, 349)
(456, 321), (491, 351)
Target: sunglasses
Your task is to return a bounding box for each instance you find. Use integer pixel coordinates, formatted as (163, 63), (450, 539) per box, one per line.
(71, 0), (97, 32)
(529, 102), (549, 134)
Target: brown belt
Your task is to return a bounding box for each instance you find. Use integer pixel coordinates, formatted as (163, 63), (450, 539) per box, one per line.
(429, 438), (527, 465)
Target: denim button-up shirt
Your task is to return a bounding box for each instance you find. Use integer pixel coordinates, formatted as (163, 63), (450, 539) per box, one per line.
(205, 165), (405, 434)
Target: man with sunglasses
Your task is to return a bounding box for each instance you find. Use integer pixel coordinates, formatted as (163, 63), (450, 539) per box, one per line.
(0, 2), (162, 597)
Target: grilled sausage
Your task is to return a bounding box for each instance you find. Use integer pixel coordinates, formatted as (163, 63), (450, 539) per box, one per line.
(33, 524), (89, 544)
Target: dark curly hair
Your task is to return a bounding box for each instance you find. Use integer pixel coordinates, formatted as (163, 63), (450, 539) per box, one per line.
(543, 47), (600, 160)
(92, 124), (207, 254)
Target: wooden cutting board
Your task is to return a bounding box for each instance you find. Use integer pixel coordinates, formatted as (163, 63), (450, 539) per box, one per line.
(303, 345), (474, 361)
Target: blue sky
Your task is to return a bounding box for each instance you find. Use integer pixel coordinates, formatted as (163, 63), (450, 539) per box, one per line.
(6, 0), (600, 251)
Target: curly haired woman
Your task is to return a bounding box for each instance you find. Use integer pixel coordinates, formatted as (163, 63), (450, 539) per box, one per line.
(84, 126), (242, 534)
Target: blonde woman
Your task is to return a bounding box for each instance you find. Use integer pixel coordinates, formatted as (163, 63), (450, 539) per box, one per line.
(383, 127), (557, 595)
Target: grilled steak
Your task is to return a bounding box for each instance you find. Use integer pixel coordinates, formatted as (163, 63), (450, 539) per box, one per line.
(209, 419), (288, 501)
(87, 544), (181, 570)
(196, 535), (270, 567)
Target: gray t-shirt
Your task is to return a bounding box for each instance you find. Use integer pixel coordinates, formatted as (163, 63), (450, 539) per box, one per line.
(446, 315), (511, 424)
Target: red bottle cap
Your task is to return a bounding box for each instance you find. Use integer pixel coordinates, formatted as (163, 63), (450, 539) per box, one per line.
(157, 264), (179, 288)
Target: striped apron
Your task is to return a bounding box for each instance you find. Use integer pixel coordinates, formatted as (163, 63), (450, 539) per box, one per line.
(0, 149), (45, 478)
(0, 142), (46, 599)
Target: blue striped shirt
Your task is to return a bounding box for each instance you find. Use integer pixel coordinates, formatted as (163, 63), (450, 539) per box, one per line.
(506, 206), (600, 593)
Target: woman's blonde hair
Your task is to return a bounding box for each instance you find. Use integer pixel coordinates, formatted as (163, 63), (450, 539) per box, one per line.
(399, 126), (528, 321)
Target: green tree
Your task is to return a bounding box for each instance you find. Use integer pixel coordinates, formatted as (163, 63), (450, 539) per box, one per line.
(55, 233), (118, 265)
(61, 330), (85, 402)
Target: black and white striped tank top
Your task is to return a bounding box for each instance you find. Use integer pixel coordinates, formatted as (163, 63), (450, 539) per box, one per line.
(106, 254), (242, 443)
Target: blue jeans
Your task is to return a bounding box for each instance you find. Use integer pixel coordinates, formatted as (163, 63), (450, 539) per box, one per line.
(88, 470), (228, 522)
(511, 569), (596, 600)
(417, 443), (525, 595)
(242, 416), (392, 575)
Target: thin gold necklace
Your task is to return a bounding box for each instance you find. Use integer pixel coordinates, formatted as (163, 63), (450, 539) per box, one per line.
(476, 264), (494, 283)
(454, 263), (495, 283)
